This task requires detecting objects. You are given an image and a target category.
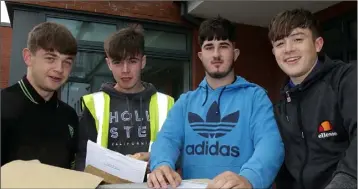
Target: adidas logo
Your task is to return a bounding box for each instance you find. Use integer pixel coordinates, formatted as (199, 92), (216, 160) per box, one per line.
(188, 101), (239, 138)
(186, 102), (240, 157)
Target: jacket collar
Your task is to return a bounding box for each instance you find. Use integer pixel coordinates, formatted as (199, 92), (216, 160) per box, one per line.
(18, 75), (59, 107)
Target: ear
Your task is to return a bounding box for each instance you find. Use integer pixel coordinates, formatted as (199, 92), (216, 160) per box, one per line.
(23, 48), (32, 66)
(233, 48), (240, 62)
(315, 37), (324, 53)
(106, 58), (112, 71)
(198, 51), (203, 62)
(141, 55), (146, 69)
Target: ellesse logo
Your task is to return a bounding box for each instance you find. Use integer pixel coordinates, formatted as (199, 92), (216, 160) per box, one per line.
(318, 121), (338, 139)
(186, 101), (240, 157)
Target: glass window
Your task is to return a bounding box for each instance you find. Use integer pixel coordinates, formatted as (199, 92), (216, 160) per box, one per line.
(142, 57), (190, 99)
(71, 51), (106, 79)
(349, 20), (357, 40)
(144, 30), (187, 51)
(46, 17), (117, 42)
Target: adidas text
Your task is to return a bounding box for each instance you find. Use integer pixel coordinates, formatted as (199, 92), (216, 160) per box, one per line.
(185, 141), (240, 157)
(318, 132), (338, 139)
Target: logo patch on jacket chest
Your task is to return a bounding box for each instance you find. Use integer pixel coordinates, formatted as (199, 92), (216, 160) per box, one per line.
(317, 121), (338, 139)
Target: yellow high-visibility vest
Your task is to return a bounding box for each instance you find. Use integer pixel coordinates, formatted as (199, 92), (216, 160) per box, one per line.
(82, 91), (174, 151)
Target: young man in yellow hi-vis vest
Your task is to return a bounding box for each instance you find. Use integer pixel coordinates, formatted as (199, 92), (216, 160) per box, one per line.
(74, 25), (174, 178)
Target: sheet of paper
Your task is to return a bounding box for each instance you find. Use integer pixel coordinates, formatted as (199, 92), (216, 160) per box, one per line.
(98, 180), (208, 189)
(176, 180), (208, 188)
(85, 140), (148, 183)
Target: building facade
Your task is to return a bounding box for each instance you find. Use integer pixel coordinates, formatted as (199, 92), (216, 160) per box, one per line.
(0, 1), (356, 114)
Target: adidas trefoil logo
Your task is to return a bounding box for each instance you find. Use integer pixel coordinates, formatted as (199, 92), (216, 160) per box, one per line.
(188, 101), (240, 138)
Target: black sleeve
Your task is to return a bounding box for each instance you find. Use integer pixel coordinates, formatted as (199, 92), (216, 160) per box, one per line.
(74, 106), (97, 171)
(332, 64), (357, 180)
(1, 102), (9, 167)
(70, 111), (79, 170)
(273, 103), (296, 189)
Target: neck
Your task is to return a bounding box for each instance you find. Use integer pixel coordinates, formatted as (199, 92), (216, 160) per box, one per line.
(26, 74), (54, 101)
(114, 81), (145, 94)
(206, 71), (235, 90)
(290, 58), (318, 85)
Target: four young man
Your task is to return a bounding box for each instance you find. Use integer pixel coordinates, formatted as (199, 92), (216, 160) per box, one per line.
(0, 7), (356, 189)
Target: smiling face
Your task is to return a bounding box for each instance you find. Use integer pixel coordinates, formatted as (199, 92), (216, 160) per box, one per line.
(24, 48), (75, 92)
(24, 22), (77, 92)
(271, 28), (323, 83)
(198, 39), (239, 79)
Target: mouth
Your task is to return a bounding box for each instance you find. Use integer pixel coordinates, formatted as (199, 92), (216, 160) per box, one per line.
(121, 77), (132, 82)
(284, 56), (301, 64)
(49, 76), (62, 83)
(211, 61), (223, 67)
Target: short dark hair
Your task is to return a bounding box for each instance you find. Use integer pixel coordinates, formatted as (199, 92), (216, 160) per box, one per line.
(198, 16), (236, 47)
(104, 24), (145, 61)
(268, 8), (321, 42)
(27, 22), (77, 56)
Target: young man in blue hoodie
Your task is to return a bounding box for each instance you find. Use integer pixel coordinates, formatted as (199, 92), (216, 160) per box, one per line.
(148, 16), (285, 189)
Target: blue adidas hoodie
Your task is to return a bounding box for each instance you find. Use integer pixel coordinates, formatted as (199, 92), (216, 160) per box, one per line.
(150, 76), (284, 188)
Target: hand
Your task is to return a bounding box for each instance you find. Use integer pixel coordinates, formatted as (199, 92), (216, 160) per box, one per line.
(207, 171), (252, 189)
(127, 152), (150, 161)
(147, 165), (182, 189)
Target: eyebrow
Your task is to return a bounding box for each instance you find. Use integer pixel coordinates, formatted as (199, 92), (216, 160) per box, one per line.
(289, 32), (306, 37)
(219, 42), (231, 46)
(129, 57), (140, 60)
(203, 43), (214, 48)
(44, 52), (58, 57)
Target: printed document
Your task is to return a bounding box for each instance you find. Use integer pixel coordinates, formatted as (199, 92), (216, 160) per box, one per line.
(85, 140), (148, 183)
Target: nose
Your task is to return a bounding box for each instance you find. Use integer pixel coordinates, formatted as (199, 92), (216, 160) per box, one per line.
(284, 40), (295, 53)
(54, 60), (64, 73)
(213, 46), (221, 59)
(122, 62), (129, 73)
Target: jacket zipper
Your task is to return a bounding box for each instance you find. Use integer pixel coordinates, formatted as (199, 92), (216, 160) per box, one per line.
(297, 95), (309, 189)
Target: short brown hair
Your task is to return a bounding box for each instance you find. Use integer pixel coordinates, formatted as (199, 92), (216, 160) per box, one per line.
(268, 9), (321, 42)
(198, 15), (236, 47)
(104, 24), (144, 61)
(27, 22), (77, 56)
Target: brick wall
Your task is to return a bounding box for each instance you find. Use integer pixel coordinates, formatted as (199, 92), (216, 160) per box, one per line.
(0, 26), (12, 88)
(13, 1), (185, 24)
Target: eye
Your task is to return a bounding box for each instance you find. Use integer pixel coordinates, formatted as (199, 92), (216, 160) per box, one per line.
(220, 45), (229, 49)
(45, 57), (55, 63)
(64, 61), (73, 66)
(131, 60), (138, 64)
(294, 38), (303, 42)
(275, 42), (284, 48)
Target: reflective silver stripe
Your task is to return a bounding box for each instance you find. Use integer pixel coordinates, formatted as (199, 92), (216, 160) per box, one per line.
(157, 92), (168, 131)
(93, 92), (105, 145)
(149, 141), (153, 152)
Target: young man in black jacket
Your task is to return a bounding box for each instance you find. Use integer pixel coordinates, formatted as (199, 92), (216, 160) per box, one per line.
(269, 9), (357, 189)
(1, 22), (79, 169)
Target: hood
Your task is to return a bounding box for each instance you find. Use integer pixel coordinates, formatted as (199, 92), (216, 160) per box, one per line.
(198, 76), (259, 114)
(99, 81), (157, 100)
(280, 54), (341, 95)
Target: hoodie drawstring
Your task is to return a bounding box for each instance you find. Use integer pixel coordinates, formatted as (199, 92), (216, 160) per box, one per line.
(202, 86), (208, 106)
(217, 86), (226, 115)
(139, 96), (143, 127)
(125, 97), (134, 126)
(201, 85), (226, 115)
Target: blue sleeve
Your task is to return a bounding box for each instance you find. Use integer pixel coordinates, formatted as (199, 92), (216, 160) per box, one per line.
(150, 94), (186, 171)
(239, 88), (285, 189)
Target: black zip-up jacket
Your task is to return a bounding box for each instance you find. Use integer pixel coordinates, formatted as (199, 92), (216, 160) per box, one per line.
(1, 76), (79, 169)
(274, 55), (357, 189)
